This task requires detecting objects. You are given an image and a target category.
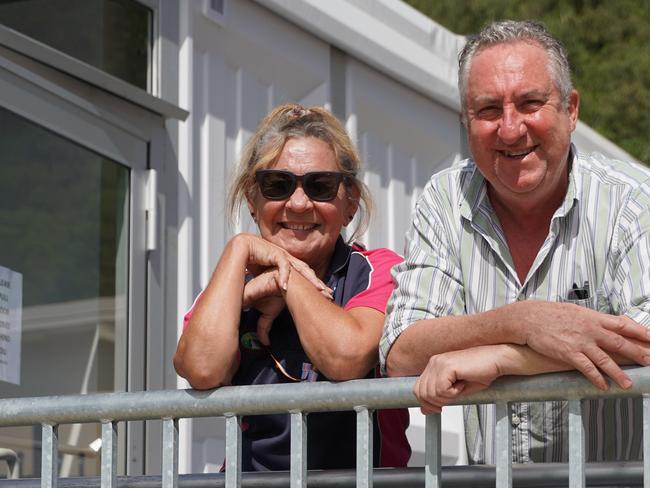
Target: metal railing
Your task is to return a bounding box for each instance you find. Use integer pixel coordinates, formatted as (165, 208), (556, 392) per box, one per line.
(0, 366), (649, 488)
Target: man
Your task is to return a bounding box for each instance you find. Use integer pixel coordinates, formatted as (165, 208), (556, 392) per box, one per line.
(380, 20), (650, 464)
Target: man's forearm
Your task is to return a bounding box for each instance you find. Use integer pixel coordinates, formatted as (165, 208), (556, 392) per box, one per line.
(386, 306), (525, 376)
(388, 299), (650, 392)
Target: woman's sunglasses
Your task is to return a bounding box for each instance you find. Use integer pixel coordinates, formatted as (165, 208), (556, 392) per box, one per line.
(255, 170), (351, 202)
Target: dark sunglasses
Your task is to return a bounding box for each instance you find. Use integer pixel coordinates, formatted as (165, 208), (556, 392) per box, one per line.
(255, 170), (352, 202)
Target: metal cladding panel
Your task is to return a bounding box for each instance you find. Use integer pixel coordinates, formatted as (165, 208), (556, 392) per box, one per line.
(346, 58), (463, 252)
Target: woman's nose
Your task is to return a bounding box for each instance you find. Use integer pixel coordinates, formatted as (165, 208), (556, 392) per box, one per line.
(285, 184), (313, 212)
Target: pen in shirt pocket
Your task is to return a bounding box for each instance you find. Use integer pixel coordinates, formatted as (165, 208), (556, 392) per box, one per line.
(569, 281), (590, 300)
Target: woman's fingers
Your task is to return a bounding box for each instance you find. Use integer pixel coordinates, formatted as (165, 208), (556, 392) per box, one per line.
(287, 256), (332, 293)
(244, 234), (334, 295)
(257, 315), (273, 346)
(413, 362), (465, 414)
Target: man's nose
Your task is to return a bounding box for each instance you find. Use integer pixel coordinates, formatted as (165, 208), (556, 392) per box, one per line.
(497, 106), (526, 144)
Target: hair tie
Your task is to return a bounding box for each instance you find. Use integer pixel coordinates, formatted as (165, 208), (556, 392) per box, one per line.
(290, 105), (311, 118)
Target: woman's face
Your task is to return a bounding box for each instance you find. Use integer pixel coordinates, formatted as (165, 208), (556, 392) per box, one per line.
(248, 136), (357, 275)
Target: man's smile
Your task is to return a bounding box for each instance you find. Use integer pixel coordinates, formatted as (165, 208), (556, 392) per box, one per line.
(497, 146), (538, 160)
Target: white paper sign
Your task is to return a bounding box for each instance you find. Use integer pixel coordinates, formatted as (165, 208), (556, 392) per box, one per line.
(0, 265), (22, 384)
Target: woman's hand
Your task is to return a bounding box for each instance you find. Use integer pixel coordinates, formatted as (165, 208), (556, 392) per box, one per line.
(253, 295), (287, 346)
(241, 234), (330, 293)
(242, 269), (285, 346)
(244, 267), (333, 345)
(413, 346), (506, 415)
(243, 269), (284, 309)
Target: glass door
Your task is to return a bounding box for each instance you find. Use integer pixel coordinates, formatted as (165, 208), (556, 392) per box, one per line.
(0, 57), (149, 477)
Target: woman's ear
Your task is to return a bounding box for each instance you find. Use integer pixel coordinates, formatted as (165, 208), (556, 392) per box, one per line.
(344, 185), (360, 226)
(247, 199), (258, 223)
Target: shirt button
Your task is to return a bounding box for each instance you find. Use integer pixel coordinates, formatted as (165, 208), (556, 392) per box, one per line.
(511, 414), (521, 426)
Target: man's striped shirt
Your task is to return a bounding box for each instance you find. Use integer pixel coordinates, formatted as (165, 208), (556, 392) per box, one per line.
(380, 146), (650, 463)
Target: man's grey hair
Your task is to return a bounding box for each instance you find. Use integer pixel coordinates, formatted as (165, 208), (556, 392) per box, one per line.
(458, 20), (573, 122)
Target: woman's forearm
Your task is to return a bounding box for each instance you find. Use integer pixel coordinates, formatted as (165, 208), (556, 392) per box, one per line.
(173, 235), (250, 389)
(283, 270), (383, 380)
(497, 343), (572, 376)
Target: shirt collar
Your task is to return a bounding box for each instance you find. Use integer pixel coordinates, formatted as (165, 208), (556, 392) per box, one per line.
(459, 164), (489, 222)
(555, 143), (580, 218)
(326, 235), (353, 278)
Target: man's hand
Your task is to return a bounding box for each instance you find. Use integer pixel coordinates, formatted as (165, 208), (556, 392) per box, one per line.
(512, 300), (650, 390)
(413, 346), (505, 415)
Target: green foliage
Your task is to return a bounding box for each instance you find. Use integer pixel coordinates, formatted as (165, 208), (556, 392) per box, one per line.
(404, 0), (650, 164)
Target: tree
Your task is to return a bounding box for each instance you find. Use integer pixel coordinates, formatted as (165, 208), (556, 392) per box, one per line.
(405, 0), (650, 164)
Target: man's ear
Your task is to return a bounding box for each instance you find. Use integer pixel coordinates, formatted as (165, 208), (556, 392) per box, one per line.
(568, 89), (579, 132)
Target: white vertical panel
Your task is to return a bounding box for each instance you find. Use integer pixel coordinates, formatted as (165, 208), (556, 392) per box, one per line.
(206, 52), (228, 255)
(300, 82), (329, 108)
(348, 58), (461, 252)
(198, 50), (211, 287)
(362, 131), (391, 249)
(391, 146), (416, 253)
(177, 0), (196, 474)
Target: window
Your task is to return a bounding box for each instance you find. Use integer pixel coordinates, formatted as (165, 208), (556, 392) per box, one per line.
(0, 0), (151, 89)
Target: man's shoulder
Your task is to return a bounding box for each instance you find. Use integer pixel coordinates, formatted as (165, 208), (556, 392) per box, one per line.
(421, 157), (477, 199)
(429, 156), (476, 180)
(576, 150), (650, 190)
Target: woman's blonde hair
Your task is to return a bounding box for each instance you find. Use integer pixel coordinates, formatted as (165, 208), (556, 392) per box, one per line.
(228, 103), (373, 241)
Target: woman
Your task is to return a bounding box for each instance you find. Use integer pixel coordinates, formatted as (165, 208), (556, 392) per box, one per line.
(174, 104), (409, 471)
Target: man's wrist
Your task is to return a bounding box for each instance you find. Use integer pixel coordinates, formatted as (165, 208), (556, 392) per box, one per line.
(500, 301), (529, 346)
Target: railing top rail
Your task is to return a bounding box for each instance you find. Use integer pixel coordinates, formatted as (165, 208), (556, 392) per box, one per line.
(0, 463), (645, 488)
(0, 366), (649, 427)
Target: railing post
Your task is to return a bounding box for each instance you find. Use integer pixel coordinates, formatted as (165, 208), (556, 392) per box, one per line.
(495, 402), (512, 488)
(569, 399), (585, 488)
(355, 407), (373, 488)
(424, 413), (441, 488)
(100, 421), (118, 488)
(162, 418), (178, 488)
(290, 411), (307, 488)
(643, 393), (650, 488)
(225, 414), (241, 488)
(41, 423), (58, 488)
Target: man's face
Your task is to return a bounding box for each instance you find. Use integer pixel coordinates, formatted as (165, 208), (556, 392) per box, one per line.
(465, 41), (579, 210)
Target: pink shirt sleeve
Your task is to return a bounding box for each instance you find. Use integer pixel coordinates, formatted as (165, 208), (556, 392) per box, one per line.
(343, 248), (403, 313)
(182, 292), (203, 330)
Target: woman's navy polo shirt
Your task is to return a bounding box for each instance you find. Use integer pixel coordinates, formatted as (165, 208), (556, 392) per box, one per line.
(185, 236), (410, 471)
